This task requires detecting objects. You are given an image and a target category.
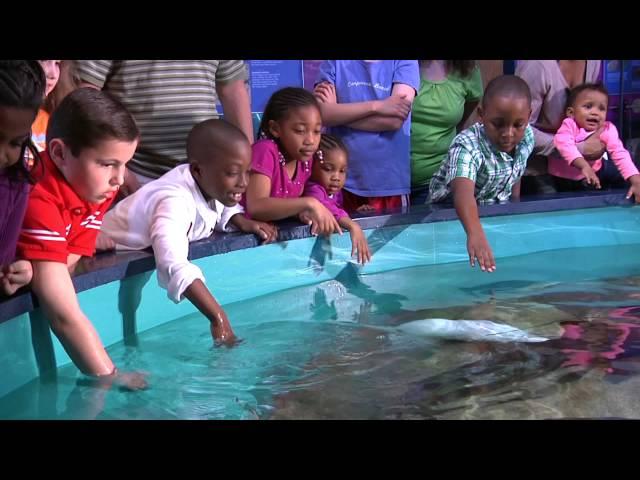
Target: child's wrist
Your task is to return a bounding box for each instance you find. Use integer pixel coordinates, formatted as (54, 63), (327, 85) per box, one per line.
(628, 174), (640, 185)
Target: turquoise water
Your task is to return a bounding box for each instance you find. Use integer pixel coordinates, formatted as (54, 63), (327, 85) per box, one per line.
(3, 243), (640, 419)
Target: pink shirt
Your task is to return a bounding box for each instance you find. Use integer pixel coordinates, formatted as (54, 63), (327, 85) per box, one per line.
(551, 118), (639, 181)
(303, 181), (348, 220)
(251, 139), (313, 198)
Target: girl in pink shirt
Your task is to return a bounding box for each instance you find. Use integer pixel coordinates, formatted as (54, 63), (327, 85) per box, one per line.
(552, 83), (640, 201)
(303, 134), (371, 264)
(245, 87), (341, 236)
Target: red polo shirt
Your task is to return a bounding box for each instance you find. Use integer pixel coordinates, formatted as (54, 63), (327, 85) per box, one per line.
(17, 151), (115, 263)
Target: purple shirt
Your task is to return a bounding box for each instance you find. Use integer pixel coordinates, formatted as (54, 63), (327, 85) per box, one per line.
(251, 140), (313, 198)
(303, 181), (348, 220)
(0, 173), (30, 267)
(317, 60), (420, 197)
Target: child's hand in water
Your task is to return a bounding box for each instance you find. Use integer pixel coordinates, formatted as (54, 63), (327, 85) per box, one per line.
(467, 232), (496, 273)
(80, 368), (148, 392)
(112, 370), (148, 391)
(210, 309), (241, 347)
(626, 174), (640, 203)
(0, 260), (33, 296)
(349, 224), (372, 264)
(580, 165), (601, 189)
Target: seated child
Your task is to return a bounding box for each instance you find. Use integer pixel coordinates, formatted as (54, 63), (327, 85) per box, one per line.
(428, 75), (534, 273)
(551, 82), (640, 201)
(17, 88), (146, 390)
(100, 119), (278, 345)
(0, 61), (46, 296)
(245, 87), (342, 237)
(303, 134), (372, 264)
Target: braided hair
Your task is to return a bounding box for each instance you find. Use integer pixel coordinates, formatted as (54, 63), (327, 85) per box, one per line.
(0, 60), (46, 183)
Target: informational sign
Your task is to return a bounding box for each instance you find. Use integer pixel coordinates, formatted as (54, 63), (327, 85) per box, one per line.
(302, 60), (324, 91)
(247, 60), (304, 113)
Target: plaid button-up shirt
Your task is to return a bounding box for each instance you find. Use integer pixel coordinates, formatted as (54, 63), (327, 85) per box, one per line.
(428, 123), (534, 203)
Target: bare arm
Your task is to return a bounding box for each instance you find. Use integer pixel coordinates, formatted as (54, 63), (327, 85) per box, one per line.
(317, 97), (381, 126)
(346, 115), (405, 132)
(31, 260), (115, 375)
(245, 173), (317, 221)
(345, 83), (415, 131)
(452, 178), (495, 272)
(217, 78), (253, 143)
(571, 157), (601, 188)
(183, 279), (237, 344)
(338, 216), (371, 264)
(229, 214), (278, 244)
(314, 82), (412, 128)
(67, 253), (82, 272)
(511, 180), (521, 200)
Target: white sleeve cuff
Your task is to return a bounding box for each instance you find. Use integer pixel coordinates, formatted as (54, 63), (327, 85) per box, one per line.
(157, 261), (206, 303)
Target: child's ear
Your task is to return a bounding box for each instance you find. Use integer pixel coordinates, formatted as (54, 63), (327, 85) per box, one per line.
(566, 107), (575, 118)
(189, 161), (201, 179)
(48, 138), (66, 168)
(268, 120), (280, 138)
(477, 106), (484, 122)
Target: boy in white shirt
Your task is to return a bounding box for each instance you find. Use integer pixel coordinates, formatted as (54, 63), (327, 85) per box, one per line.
(100, 119), (277, 345)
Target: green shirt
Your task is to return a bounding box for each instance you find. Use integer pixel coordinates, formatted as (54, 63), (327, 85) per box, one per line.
(410, 67), (483, 189)
(428, 123), (534, 203)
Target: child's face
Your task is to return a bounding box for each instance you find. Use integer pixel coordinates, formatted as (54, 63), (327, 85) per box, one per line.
(567, 90), (608, 132)
(268, 105), (322, 162)
(50, 138), (137, 204)
(192, 141), (251, 207)
(311, 148), (348, 195)
(39, 60), (61, 97)
(479, 96), (531, 153)
(0, 106), (37, 172)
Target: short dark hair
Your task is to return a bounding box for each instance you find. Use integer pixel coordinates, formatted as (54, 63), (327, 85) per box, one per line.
(565, 82), (609, 111)
(0, 60), (46, 183)
(187, 118), (249, 165)
(482, 75), (532, 109)
(47, 87), (139, 156)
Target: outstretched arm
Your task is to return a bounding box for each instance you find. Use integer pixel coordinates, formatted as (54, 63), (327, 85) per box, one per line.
(31, 260), (116, 375)
(452, 178), (495, 272)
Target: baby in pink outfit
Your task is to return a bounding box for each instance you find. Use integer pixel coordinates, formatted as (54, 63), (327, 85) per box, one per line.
(552, 82), (640, 201)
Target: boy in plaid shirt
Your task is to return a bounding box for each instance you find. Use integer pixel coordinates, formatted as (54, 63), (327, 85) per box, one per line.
(429, 75), (534, 273)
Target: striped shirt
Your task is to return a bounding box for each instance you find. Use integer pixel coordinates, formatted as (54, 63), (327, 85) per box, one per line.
(75, 60), (248, 179)
(428, 123), (534, 203)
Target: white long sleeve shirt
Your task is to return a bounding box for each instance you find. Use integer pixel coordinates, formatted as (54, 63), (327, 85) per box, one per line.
(102, 164), (243, 303)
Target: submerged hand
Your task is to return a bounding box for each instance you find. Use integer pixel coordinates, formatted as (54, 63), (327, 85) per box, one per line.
(467, 232), (496, 273)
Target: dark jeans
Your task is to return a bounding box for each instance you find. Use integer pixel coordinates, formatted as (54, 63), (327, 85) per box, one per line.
(410, 186), (430, 205)
(553, 157), (627, 192)
(520, 174), (558, 195)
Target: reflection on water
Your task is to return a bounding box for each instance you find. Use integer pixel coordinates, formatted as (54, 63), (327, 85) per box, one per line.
(3, 246), (640, 419)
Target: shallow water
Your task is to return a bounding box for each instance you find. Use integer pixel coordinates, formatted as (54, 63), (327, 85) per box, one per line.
(3, 244), (640, 419)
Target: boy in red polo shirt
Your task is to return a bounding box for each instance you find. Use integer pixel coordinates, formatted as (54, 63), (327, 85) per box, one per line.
(17, 88), (146, 390)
